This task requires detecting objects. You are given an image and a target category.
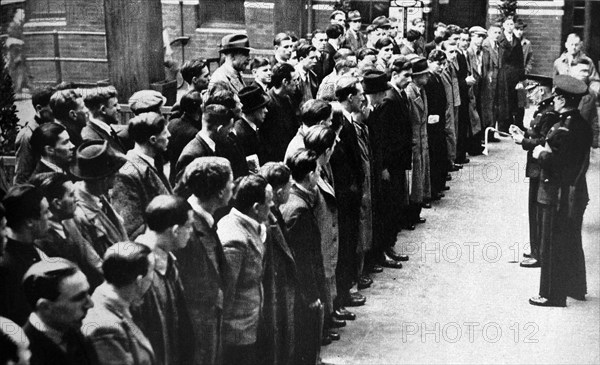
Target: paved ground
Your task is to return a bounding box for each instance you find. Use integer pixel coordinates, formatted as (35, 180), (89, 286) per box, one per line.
(322, 137), (600, 364)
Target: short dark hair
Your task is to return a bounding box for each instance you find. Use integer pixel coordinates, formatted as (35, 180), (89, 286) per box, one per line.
(250, 56), (270, 70)
(102, 242), (152, 288)
(428, 49), (447, 62)
(406, 29), (421, 42)
(180, 58), (208, 84)
(30, 122), (67, 157)
(144, 195), (191, 232)
(232, 174), (268, 213)
(375, 36), (393, 50)
(326, 24), (344, 39)
(182, 157), (232, 201)
(286, 149), (318, 181)
(202, 104), (231, 129)
(31, 86), (56, 109)
(31, 172), (71, 204)
(259, 162), (291, 189)
(83, 86), (118, 113)
(271, 62), (295, 88)
(50, 89), (82, 121)
(273, 32), (292, 47)
(205, 88), (237, 111)
(296, 44), (317, 60)
(22, 258), (79, 309)
(301, 99), (332, 127)
(357, 47), (377, 61)
(2, 184), (45, 229)
(128, 112), (167, 144)
(180, 90), (203, 115)
(304, 125), (336, 156)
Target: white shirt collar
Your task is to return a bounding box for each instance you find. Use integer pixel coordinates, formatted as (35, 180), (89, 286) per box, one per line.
(198, 130), (216, 152)
(188, 195), (214, 228)
(49, 219), (66, 239)
(40, 158), (65, 173)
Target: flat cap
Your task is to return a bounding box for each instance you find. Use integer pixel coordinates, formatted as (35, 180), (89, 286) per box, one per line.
(128, 90), (166, 114)
(469, 26), (487, 36)
(553, 75), (588, 98)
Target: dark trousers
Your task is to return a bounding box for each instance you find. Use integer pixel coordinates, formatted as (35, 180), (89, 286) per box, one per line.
(335, 194), (360, 305)
(223, 343), (257, 365)
(528, 178), (540, 260)
(456, 104), (470, 162)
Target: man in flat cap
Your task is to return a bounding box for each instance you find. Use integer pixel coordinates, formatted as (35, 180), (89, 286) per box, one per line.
(529, 75), (592, 307)
(345, 10), (366, 52)
(210, 33), (251, 94)
(128, 89), (167, 115)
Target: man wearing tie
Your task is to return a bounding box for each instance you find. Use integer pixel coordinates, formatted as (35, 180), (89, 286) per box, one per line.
(81, 85), (128, 154)
(210, 34), (251, 94)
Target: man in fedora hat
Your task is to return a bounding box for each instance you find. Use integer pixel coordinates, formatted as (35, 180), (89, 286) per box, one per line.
(210, 33), (252, 94)
(224, 85), (270, 170)
(71, 140), (128, 259)
(111, 112), (173, 240)
(345, 10), (365, 52)
(405, 57), (431, 223)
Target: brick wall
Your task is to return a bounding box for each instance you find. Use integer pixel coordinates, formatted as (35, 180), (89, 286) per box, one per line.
(488, 0), (565, 77)
(23, 0), (108, 87)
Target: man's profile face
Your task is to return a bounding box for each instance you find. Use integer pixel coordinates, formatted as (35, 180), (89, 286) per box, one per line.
(232, 52), (250, 72)
(193, 66), (211, 91)
(276, 39), (294, 61)
(32, 197), (51, 238)
(52, 130), (75, 167)
(220, 173), (234, 207)
(397, 69), (413, 89)
(46, 271), (93, 331)
(349, 19), (361, 32)
(102, 97), (120, 124)
(414, 22), (425, 35)
(54, 181), (77, 219)
(488, 26), (501, 42)
(444, 44), (458, 62)
(332, 14), (346, 27)
(72, 97), (89, 127)
(152, 125), (170, 153)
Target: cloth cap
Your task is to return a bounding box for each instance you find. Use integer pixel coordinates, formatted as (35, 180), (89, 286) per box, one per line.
(128, 90), (166, 114)
(469, 26), (488, 36)
(70, 140), (126, 180)
(348, 10), (362, 21)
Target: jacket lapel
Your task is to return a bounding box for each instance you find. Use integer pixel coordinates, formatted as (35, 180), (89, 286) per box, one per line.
(191, 213), (224, 284)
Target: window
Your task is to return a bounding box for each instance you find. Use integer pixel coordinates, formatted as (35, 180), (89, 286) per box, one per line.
(29, 0), (66, 19)
(198, 0), (245, 28)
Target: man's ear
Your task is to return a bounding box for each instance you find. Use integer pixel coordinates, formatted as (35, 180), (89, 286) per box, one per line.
(251, 201), (261, 215)
(35, 104), (43, 113)
(68, 109), (78, 120)
(50, 197), (62, 211)
(36, 298), (52, 313)
(43, 145), (54, 157)
(148, 135), (157, 145)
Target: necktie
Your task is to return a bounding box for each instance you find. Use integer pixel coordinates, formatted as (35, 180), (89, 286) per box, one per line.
(100, 195), (121, 229)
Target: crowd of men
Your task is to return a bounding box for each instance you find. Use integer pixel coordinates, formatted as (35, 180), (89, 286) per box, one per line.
(1, 7), (599, 365)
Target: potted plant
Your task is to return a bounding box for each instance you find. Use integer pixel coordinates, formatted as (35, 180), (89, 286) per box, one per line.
(0, 37), (20, 197)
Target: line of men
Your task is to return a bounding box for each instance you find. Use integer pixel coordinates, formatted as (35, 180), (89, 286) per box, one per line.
(1, 8), (598, 365)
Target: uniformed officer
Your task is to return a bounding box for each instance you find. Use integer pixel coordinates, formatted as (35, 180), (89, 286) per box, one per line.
(510, 75), (558, 268)
(529, 75), (592, 307)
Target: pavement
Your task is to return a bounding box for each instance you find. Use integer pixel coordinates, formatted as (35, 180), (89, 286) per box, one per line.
(321, 137), (600, 364)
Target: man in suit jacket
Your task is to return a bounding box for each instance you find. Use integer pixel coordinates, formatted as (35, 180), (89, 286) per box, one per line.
(0, 185), (51, 325)
(294, 45), (320, 107)
(14, 86), (55, 184)
(367, 59), (413, 268)
(441, 40), (463, 169)
(280, 150), (326, 365)
(22, 259), (98, 365)
(481, 24), (501, 138)
(49, 89), (88, 148)
(223, 85), (270, 169)
(261, 63), (299, 163)
(30, 122), (74, 177)
(70, 140), (129, 259)
(167, 90), (203, 184)
(321, 25), (343, 80)
(258, 162), (298, 365)
(82, 242), (156, 365)
(209, 34), (251, 94)
(32, 172), (103, 290)
(175, 109), (248, 190)
(330, 76), (367, 308)
(217, 174), (272, 365)
(345, 10), (366, 52)
(111, 112), (172, 240)
(175, 157), (233, 365)
(81, 85), (128, 154)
